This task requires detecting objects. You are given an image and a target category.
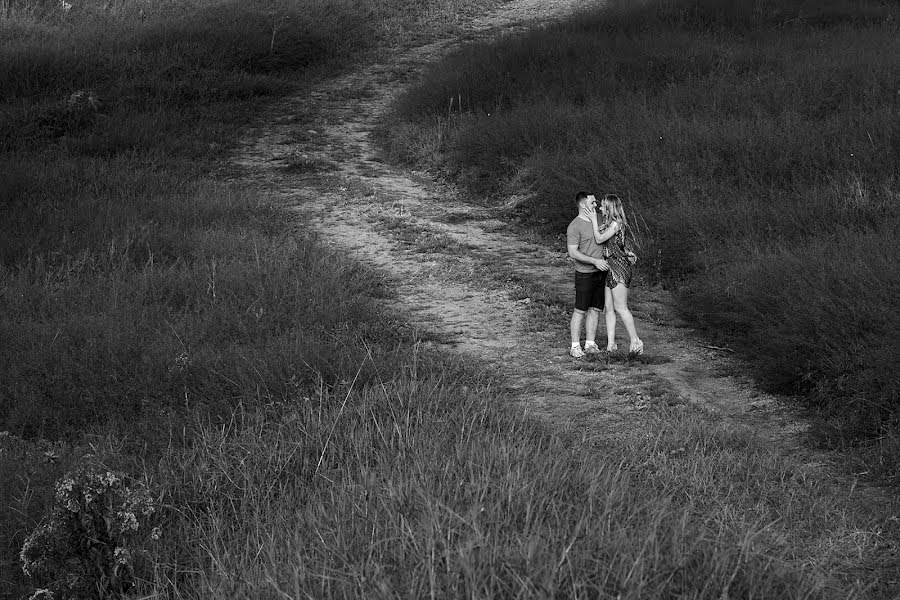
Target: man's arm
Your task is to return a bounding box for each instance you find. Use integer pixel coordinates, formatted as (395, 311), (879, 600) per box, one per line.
(568, 244), (609, 271)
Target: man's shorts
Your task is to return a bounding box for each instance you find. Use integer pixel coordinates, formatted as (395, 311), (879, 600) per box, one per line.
(574, 271), (607, 312)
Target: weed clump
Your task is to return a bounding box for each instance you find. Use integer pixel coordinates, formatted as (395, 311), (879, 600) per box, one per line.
(20, 461), (157, 599)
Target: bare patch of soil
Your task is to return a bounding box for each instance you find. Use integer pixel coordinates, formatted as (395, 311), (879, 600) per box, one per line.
(233, 0), (890, 501)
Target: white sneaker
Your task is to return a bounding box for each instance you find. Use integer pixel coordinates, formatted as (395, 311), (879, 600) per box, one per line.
(606, 343), (618, 352)
(629, 340), (644, 355)
(569, 345), (585, 359)
(583, 342), (602, 355)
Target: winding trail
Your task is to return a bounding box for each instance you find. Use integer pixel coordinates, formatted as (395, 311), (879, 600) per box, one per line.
(236, 0), (840, 471)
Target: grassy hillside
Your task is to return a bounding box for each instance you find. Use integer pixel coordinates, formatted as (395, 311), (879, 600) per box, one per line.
(2, 0), (899, 598)
(380, 0), (900, 460)
(0, 0), (501, 595)
(0, 0), (510, 442)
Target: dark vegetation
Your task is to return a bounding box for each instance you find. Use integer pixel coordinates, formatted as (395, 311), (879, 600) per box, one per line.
(380, 0), (900, 470)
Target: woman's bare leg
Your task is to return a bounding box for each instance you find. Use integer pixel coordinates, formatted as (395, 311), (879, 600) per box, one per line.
(604, 287), (617, 350)
(611, 284), (642, 351)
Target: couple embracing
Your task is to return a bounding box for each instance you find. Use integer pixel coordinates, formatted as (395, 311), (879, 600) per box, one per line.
(567, 192), (643, 358)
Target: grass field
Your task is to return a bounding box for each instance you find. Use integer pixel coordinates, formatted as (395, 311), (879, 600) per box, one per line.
(0, 0), (502, 595)
(2, 0), (899, 597)
(380, 0), (900, 467)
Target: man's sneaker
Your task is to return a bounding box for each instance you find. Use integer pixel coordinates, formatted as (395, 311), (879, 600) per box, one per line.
(569, 345), (585, 359)
(629, 340), (644, 355)
(583, 342), (602, 355)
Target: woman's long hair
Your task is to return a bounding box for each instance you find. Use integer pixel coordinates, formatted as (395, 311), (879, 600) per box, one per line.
(601, 193), (628, 231)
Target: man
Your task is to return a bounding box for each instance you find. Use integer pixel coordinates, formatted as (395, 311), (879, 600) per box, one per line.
(566, 191), (618, 358)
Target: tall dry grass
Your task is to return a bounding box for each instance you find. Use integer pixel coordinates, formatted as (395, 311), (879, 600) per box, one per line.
(130, 372), (898, 598)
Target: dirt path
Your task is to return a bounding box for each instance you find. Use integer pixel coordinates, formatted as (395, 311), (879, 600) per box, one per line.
(234, 0), (843, 472)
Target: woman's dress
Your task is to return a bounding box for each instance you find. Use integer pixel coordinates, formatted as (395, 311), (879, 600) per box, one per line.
(604, 224), (633, 288)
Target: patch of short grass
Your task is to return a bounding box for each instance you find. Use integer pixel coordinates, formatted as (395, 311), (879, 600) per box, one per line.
(434, 210), (479, 224)
(280, 153), (339, 174)
(372, 212), (474, 254)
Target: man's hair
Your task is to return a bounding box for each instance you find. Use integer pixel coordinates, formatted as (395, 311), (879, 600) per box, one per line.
(574, 191), (589, 207)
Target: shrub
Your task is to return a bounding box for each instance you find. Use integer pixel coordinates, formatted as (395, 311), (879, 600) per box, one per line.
(19, 461), (158, 599)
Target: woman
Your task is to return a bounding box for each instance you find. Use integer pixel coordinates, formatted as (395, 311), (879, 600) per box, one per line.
(589, 193), (643, 354)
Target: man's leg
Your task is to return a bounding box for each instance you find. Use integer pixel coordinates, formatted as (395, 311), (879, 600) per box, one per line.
(570, 309), (587, 357)
(584, 308), (601, 346)
(584, 272), (604, 352)
(570, 309), (585, 345)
